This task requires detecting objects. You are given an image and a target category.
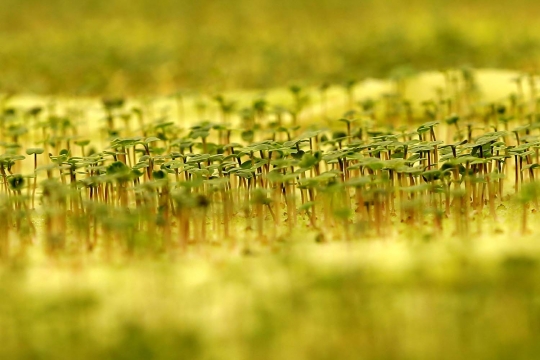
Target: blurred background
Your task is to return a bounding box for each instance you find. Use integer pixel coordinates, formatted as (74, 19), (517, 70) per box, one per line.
(1, 0), (539, 95)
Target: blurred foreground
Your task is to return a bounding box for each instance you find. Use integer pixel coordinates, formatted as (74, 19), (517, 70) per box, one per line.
(2, 234), (540, 360)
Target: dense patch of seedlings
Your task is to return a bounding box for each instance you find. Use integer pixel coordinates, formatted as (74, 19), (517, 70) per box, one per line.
(0, 69), (539, 257)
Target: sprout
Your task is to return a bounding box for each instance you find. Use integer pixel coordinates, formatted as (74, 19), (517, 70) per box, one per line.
(7, 174), (24, 192)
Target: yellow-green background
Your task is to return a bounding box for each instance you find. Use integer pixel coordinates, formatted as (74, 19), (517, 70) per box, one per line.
(2, 0), (540, 94)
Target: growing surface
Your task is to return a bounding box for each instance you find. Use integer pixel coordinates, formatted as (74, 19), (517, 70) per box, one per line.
(1, 69), (540, 358)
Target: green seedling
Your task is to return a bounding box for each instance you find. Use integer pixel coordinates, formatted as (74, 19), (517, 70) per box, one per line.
(0, 69), (537, 265)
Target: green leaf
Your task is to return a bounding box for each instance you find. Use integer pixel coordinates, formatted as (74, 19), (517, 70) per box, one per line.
(26, 148), (44, 155)
(144, 137), (161, 144)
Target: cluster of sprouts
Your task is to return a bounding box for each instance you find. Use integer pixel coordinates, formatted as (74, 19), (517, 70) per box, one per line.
(0, 70), (539, 257)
